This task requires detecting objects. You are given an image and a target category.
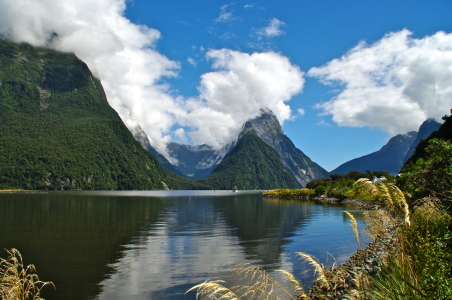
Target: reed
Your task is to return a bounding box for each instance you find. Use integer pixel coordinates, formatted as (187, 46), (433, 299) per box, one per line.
(186, 280), (240, 300)
(296, 252), (328, 289)
(344, 211), (361, 249)
(0, 248), (54, 300)
(351, 179), (411, 227)
(186, 263), (306, 300)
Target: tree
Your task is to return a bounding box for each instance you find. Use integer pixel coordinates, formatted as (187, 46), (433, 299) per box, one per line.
(398, 139), (452, 206)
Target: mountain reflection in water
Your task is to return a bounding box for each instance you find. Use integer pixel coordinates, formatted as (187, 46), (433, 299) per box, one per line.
(0, 190), (369, 300)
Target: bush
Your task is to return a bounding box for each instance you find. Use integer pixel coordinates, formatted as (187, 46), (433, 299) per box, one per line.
(398, 139), (452, 207)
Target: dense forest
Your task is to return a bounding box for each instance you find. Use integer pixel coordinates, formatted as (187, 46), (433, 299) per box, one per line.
(0, 40), (206, 190)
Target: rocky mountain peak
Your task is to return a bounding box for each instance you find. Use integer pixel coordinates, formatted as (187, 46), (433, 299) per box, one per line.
(241, 109), (329, 187)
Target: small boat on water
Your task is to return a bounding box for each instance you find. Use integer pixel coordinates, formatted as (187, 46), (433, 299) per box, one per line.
(232, 186), (238, 192)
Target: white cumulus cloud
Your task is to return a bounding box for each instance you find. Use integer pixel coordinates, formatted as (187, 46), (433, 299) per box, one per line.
(0, 0), (304, 161)
(183, 49), (305, 148)
(308, 29), (452, 136)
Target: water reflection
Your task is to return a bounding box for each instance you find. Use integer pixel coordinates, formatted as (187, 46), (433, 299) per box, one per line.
(0, 191), (369, 300)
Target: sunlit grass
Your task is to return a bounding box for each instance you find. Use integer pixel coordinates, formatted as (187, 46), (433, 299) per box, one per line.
(0, 248), (54, 300)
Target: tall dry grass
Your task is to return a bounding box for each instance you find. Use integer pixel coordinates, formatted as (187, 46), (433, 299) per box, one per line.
(0, 248), (54, 300)
(187, 262), (307, 300)
(344, 211), (361, 249)
(351, 179), (411, 226)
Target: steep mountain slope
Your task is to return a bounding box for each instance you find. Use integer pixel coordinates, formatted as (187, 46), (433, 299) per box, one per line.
(246, 109), (329, 187)
(404, 113), (452, 167)
(331, 132), (417, 176)
(131, 126), (183, 176)
(402, 118), (442, 164)
(199, 127), (298, 189)
(0, 40), (202, 190)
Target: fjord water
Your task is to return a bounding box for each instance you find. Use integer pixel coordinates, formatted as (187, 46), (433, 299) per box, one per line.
(0, 191), (368, 300)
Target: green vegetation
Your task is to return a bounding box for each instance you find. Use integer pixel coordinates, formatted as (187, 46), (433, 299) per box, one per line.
(263, 188), (315, 198)
(398, 138), (452, 205)
(371, 199), (452, 300)
(306, 170), (395, 199)
(0, 39), (205, 190)
(199, 133), (299, 190)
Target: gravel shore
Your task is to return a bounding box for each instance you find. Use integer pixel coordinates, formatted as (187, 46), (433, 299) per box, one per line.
(304, 199), (398, 300)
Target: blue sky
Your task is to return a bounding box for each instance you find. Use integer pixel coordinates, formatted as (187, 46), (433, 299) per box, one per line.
(123, 0), (452, 170)
(1, 0), (452, 171)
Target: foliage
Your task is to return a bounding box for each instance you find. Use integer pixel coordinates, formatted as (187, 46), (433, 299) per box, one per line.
(306, 170), (394, 198)
(263, 188), (315, 197)
(0, 248), (54, 300)
(404, 113), (452, 166)
(348, 179), (411, 226)
(370, 198), (452, 299)
(398, 138), (452, 206)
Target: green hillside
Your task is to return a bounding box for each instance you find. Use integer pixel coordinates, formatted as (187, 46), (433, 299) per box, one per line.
(199, 128), (299, 190)
(403, 113), (452, 167)
(0, 40), (202, 190)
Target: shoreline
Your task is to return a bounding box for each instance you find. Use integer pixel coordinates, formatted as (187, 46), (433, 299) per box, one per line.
(263, 192), (393, 299)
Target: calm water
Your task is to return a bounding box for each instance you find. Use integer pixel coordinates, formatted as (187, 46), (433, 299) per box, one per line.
(0, 190), (369, 300)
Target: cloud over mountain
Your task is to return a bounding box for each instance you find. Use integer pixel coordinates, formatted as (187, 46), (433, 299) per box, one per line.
(0, 0), (304, 160)
(308, 29), (452, 136)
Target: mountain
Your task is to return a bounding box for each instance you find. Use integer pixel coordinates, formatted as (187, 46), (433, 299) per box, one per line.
(152, 109), (329, 187)
(404, 114), (451, 167)
(197, 109), (329, 189)
(199, 125), (299, 189)
(331, 132), (417, 176)
(166, 142), (234, 179)
(0, 39), (203, 190)
(402, 118), (442, 164)
(245, 109), (330, 187)
(131, 125), (183, 176)
(331, 119), (442, 176)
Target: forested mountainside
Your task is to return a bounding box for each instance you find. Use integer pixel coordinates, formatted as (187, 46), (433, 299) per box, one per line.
(0, 40), (204, 190)
(245, 110), (330, 186)
(403, 112), (452, 168)
(402, 118), (442, 164)
(199, 125), (299, 190)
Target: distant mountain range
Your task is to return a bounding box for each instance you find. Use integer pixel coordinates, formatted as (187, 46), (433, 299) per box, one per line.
(331, 119), (441, 176)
